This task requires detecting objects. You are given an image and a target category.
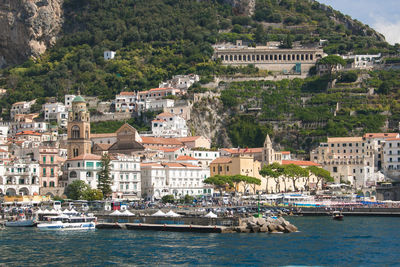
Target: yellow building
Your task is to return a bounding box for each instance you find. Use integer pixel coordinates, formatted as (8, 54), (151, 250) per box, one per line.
(210, 155), (323, 194)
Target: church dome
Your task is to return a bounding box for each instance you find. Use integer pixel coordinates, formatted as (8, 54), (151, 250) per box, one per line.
(72, 95), (85, 103)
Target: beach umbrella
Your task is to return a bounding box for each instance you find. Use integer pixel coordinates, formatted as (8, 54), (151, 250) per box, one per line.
(110, 210), (122, 216)
(121, 210), (135, 216)
(62, 209), (70, 214)
(49, 209), (59, 214)
(152, 210), (166, 216)
(204, 211), (217, 218)
(69, 208), (78, 214)
(165, 210), (181, 217)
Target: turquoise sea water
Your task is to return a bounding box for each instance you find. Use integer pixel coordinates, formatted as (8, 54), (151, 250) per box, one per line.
(0, 216), (399, 266)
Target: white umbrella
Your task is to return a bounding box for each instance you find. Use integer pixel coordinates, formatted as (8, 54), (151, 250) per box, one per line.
(110, 210), (122, 216)
(49, 209), (59, 214)
(165, 210), (181, 217)
(152, 210), (166, 216)
(121, 210), (135, 216)
(36, 208), (43, 214)
(204, 211), (217, 218)
(62, 209), (70, 214)
(69, 208), (78, 214)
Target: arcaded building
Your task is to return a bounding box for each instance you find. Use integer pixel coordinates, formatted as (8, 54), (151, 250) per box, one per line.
(213, 41), (325, 74)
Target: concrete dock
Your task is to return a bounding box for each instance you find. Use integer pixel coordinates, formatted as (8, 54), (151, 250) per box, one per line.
(96, 222), (232, 233)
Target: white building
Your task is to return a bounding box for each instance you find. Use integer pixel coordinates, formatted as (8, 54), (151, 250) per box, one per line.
(186, 149), (220, 167)
(43, 102), (68, 127)
(65, 153), (141, 199)
(10, 114), (49, 135)
(110, 154), (141, 199)
(159, 74), (200, 91)
(104, 51), (116, 60)
(151, 112), (188, 138)
(64, 95), (77, 109)
(141, 162), (212, 201)
(10, 100), (36, 119)
(138, 98), (175, 113)
(382, 138), (400, 181)
(0, 160), (40, 196)
(0, 123), (9, 144)
(342, 54), (381, 69)
(115, 92), (137, 113)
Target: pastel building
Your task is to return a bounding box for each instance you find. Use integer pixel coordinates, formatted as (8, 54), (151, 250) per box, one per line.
(141, 162), (211, 200)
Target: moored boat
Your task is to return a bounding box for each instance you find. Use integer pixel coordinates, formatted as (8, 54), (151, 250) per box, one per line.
(37, 214), (96, 230)
(332, 211), (344, 221)
(5, 214), (36, 227)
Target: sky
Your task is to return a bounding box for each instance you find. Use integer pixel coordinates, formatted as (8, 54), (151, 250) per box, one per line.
(317, 0), (400, 45)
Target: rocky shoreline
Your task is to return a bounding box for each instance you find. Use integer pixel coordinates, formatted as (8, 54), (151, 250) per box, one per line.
(235, 216), (298, 233)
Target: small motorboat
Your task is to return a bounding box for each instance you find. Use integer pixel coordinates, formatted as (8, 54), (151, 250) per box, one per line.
(332, 211), (344, 221)
(5, 214), (36, 227)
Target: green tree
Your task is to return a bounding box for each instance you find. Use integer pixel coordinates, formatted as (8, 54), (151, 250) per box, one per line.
(162, 194), (175, 204)
(283, 164), (309, 191)
(83, 189), (104, 201)
(259, 162), (285, 193)
(98, 153), (112, 198)
(204, 175), (233, 196)
(65, 180), (90, 200)
(307, 166), (334, 189)
(183, 194), (194, 204)
(317, 55), (346, 81)
(378, 81), (390, 95)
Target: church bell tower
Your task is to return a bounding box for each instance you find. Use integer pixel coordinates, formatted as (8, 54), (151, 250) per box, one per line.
(67, 93), (91, 159)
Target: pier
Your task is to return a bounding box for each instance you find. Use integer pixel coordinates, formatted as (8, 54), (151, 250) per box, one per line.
(96, 222), (231, 233)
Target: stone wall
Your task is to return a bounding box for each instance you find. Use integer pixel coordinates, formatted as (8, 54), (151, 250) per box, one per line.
(91, 112), (133, 122)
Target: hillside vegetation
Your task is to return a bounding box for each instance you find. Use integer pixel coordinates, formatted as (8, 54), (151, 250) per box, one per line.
(0, 0), (395, 119)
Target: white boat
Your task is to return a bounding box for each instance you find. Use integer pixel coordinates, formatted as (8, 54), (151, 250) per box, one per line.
(37, 215), (96, 230)
(5, 214), (36, 227)
(5, 219), (36, 227)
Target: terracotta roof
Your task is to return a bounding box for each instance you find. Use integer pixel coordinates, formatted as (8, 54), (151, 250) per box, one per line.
(327, 137), (363, 143)
(16, 131), (41, 136)
(0, 148), (8, 153)
(364, 133), (399, 139)
(282, 160), (320, 166)
(223, 148), (263, 154)
(211, 157), (232, 164)
(119, 91), (135, 96)
(156, 147), (182, 152)
(149, 87), (174, 92)
(13, 101), (26, 105)
(94, 143), (113, 150)
(140, 163), (162, 167)
(385, 138), (400, 141)
(91, 133), (117, 138)
(176, 155), (197, 161)
(176, 136), (203, 142)
(141, 137), (183, 146)
(180, 163), (200, 168)
(157, 112), (174, 118)
(152, 119), (164, 123)
(281, 151), (291, 155)
(69, 153), (102, 161)
(162, 162), (184, 168)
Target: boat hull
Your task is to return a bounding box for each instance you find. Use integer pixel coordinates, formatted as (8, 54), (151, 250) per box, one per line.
(37, 222), (96, 230)
(5, 220), (36, 227)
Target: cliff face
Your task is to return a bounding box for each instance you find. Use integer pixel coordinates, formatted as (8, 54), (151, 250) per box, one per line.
(0, 0), (63, 68)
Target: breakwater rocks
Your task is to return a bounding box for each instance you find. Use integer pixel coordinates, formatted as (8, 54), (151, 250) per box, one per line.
(235, 216), (298, 234)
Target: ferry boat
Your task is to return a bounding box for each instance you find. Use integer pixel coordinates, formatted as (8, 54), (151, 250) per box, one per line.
(37, 215), (96, 230)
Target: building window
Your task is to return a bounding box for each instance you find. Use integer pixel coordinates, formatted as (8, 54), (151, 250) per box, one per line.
(71, 125), (80, 139)
(333, 167), (338, 172)
(43, 156), (46, 163)
(43, 168), (46, 176)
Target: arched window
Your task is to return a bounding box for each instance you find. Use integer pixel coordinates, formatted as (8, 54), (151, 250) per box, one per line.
(73, 148), (79, 157)
(50, 181), (55, 187)
(43, 181), (47, 187)
(71, 126), (80, 139)
(85, 130), (89, 139)
(69, 171), (77, 178)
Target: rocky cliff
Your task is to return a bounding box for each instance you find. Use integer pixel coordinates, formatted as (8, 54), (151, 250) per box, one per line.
(0, 0), (63, 68)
